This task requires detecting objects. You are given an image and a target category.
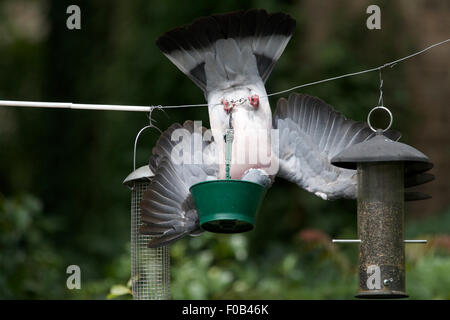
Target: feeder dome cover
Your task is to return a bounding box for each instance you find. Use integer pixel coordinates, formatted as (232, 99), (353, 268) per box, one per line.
(123, 165), (154, 187)
(331, 132), (433, 173)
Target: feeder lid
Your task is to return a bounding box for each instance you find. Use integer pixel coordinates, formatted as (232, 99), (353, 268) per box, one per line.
(405, 191), (432, 202)
(331, 132), (433, 172)
(123, 165), (154, 187)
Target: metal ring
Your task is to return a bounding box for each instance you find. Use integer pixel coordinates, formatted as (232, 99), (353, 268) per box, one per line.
(367, 106), (393, 132)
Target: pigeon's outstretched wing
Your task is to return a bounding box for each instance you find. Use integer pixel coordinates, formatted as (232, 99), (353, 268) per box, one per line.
(140, 121), (218, 248)
(156, 9), (296, 91)
(273, 93), (401, 200)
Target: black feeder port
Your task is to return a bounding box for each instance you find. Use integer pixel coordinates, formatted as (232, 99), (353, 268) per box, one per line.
(331, 129), (434, 299)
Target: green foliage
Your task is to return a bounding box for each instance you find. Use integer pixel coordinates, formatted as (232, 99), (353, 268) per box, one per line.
(169, 231), (357, 299)
(0, 193), (133, 299)
(0, 194), (64, 298)
(107, 280), (132, 300)
(408, 255), (450, 300)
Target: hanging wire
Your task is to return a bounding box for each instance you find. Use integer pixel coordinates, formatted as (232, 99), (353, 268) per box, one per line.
(378, 69), (384, 107)
(0, 38), (449, 112)
(366, 66), (394, 133)
(146, 105), (164, 133)
(265, 38), (450, 98)
(133, 125), (152, 173)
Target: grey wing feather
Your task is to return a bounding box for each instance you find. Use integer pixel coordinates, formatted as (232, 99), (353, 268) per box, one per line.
(140, 121), (219, 248)
(273, 93), (400, 200)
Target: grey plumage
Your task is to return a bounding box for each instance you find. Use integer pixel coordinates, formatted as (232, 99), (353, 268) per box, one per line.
(273, 93), (401, 199)
(140, 121), (218, 247)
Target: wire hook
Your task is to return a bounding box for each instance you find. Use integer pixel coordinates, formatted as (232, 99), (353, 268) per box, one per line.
(147, 105), (164, 129)
(133, 106), (162, 172)
(133, 125), (152, 173)
(366, 69), (393, 133)
(378, 68), (384, 107)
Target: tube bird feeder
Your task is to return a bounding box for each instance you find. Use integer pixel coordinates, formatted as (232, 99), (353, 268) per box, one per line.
(331, 108), (434, 299)
(123, 166), (170, 300)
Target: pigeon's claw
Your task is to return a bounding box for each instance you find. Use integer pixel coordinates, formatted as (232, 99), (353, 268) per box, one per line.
(249, 94), (259, 109)
(222, 98), (233, 114)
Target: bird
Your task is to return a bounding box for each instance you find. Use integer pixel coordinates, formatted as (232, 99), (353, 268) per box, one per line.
(139, 9), (422, 248)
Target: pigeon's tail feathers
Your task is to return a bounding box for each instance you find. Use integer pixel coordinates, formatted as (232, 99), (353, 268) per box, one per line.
(156, 9), (296, 91)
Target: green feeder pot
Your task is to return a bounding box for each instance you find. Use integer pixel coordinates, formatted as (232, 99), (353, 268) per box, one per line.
(190, 179), (267, 233)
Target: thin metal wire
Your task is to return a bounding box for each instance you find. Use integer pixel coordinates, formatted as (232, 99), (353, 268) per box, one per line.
(0, 38), (448, 112)
(133, 106), (164, 173)
(199, 38), (448, 102)
(332, 239), (427, 244)
(133, 125), (152, 173)
(162, 37), (449, 104)
(378, 69), (384, 107)
(366, 69), (393, 132)
(265, 38), (450, 98)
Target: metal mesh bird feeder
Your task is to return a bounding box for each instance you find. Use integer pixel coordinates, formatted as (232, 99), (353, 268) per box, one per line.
(331, 106), (434, 299)
(123, 165), (170, 300)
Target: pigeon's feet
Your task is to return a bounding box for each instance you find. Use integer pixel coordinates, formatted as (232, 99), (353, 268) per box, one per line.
(222, 98), (233, 114)
(248, 94), (259, 109)
(241, 168), (272, 188)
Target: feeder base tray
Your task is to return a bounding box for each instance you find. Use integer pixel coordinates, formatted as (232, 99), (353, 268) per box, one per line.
(201, 215), (254, 233)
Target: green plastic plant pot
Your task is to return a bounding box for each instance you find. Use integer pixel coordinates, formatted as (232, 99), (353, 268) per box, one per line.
(190, 179), (267, 233)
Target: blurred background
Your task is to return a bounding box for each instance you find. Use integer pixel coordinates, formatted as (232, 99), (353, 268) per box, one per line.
(0, 0), (449, 299)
